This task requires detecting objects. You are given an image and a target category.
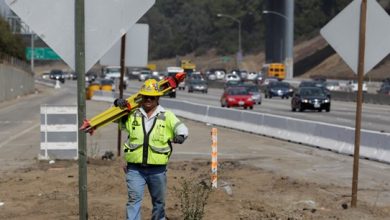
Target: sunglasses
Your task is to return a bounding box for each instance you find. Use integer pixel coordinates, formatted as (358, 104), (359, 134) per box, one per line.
(142, 96), (157, 100)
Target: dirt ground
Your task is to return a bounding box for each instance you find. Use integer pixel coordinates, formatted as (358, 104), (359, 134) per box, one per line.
(0, 157), (389, 220)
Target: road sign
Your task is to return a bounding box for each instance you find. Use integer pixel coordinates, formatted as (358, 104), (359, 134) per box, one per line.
(100, 24), (149, 67)
(6, 0), (155, 72)
(320, 0), (390, 74)
(26, 47), (61, 60)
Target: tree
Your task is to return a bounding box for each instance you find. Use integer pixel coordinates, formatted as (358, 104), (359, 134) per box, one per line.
(0, 17), (24, 59)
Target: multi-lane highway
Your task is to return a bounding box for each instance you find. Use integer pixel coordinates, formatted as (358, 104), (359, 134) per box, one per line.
(124, 80), (390, 133)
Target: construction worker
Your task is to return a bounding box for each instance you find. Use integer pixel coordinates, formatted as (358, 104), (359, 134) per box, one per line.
(113, 78), (188, 220)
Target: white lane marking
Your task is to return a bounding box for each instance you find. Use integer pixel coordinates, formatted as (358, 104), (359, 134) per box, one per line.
(0, 123), (40, 149)
(0, 121), (33, 124)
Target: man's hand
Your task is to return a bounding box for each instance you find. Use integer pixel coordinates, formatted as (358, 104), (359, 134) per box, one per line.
(114, 98), (128, 109)
(173, 135), (186, 144)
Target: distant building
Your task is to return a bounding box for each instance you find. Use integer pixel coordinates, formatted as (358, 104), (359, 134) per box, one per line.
(0, 0), (11, 18)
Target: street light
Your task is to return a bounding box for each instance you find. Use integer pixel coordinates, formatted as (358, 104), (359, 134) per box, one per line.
(217, 13), (242, 68)
(263, 9), (294, 80)
(262, 10), (288, 20)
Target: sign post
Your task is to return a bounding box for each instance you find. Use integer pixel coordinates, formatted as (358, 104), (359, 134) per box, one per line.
(6, 0), (156, 219)
(74, 0), (88, 218)
(320, 0), (390, 207)
(351, 0), (367, 208)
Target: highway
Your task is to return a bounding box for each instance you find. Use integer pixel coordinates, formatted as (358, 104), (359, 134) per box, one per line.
(1, 79), (390, 207)
(123, 80), (390, 133)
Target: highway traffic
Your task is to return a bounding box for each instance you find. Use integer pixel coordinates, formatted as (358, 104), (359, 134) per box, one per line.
(121, 80), (390, 133)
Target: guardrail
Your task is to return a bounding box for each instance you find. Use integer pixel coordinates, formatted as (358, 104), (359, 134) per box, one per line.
(159, 98), (390, 164)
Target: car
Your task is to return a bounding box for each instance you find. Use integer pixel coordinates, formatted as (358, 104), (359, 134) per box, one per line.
(207, 72), (217, 81)
(41, 72), (50, 79)
(239, 70), (248, 80)
(187, 80), (208, 93)
(325, 81), (341, 91)
(213, 68), (227, 80)
(85, 71), (97, 83)
(183, 72), (205, 90)
(138, 70), (152, 81)
(128, 67), (149, 78)
(299, 80), (331, 97)
(262, 77), (279, 85)
(224, 73), (241, 82)
(246, 71), (258, 81)
(102, 66), (128, 89)
(346, 80), (368, 93)
(291, 87), (331, 112)
(264, 81), (293, 99)
(220, 86), (254, 109)
(49, 69), (65, 83)
(377, 85), (390, 95)
(243, 84), (262, 104)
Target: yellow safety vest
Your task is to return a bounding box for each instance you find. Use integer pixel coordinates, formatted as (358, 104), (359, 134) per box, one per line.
(123, 110), (181, 165)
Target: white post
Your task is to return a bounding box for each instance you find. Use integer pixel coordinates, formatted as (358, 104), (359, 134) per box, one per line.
(211, 128), (218, 188)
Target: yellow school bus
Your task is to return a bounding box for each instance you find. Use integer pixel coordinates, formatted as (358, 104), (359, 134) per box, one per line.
(262, 63), (286, 80)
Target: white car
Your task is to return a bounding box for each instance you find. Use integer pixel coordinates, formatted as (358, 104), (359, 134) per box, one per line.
(246, 72), (258, 81)
(347, 80), (367, 93)
(325, 81), (341, 91)
(225, 73), (241, 82)
(138, 70), (152, 81)
(214, 69), (226, 80)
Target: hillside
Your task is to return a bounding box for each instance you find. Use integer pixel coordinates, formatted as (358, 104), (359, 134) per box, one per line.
(33, 34), (390, 83)
(150, 34), (390, 82)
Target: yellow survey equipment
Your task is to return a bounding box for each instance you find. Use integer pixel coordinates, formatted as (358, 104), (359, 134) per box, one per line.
(80, 72), (186, 135)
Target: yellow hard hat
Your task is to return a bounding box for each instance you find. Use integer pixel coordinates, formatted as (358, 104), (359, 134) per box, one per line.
(139, 79), (163, 96)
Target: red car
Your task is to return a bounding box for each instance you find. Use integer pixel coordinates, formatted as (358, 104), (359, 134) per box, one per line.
(220, 86), (254, 109)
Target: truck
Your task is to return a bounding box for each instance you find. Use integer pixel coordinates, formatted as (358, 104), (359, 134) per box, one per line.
(166, 66), (184, 97)
(181, 59), (196, 75)
(261, 63), (286, 80)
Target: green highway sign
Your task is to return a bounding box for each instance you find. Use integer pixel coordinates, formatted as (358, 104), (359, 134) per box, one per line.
(26, 47), (61, 60)
(221, 56), (231, 63)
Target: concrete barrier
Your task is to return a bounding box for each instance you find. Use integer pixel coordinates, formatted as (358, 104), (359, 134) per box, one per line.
(159, 98), (390, 164)
(0, 64), (34, 102)
(91, 92), (390, 164)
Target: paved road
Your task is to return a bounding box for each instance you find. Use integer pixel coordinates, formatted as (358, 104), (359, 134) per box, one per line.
(122, 80), (390, 133)
(1, 81), (389, 206)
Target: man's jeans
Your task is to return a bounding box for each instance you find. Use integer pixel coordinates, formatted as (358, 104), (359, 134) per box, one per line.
(126, 165), (167, 220)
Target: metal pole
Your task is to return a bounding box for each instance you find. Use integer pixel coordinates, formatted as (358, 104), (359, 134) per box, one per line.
(217, 14), (242, 69)
(285, 0), (294, 79)
(75, 0), (87, 219)
(238, 20), (242, 69)
(263, 7), (294, 79)
(30, 33), (34, 72)
(117, 34), (126, 157)
(351, 0), (367, 208)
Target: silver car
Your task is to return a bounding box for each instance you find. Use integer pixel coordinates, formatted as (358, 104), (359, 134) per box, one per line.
(245, 84), (262, 104)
